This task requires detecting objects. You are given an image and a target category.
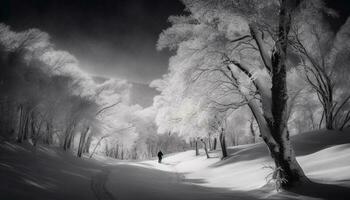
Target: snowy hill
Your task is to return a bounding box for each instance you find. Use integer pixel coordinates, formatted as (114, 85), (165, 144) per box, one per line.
(1, 129), (350, 200)
(137, 129), (350, 199)
(0, 142), (105, 200)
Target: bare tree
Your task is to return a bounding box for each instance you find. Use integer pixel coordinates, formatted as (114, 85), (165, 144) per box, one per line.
(291, 19), (350, 130)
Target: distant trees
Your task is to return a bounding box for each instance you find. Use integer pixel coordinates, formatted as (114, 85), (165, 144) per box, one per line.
(208, 114), (228, 159)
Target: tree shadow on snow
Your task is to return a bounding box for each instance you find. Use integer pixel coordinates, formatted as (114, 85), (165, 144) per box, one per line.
(280, 181), (350, 200)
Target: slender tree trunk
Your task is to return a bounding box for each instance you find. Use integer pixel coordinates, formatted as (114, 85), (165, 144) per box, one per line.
(33, 122), (42, 147)
(219, 128), (227, 159)
(84, 132), (92, 153)
(121, 148), (124, 160)
(208, 134), (212, 150)
(63, 128), (71, 151)
(23, 112), (30, 141)
(195, 139), (199, 156)
(89, 136), (105, 158)
(324, 99), (334, 130)
(45, 122), (53, 145)
(201, 139), (210, 158)
(63, 122), (76, 151)
(213, 137), (217, 150)
(16, 105), (24, 143)
(115, 144), (119, 159)
(132, 146), (137, 160)
(77, 126), (89, 157)
(250, 117), (256, 143)
(30, 113), (36, 144)
(68, 133), (74, 149)
(105, 143), (109, 156)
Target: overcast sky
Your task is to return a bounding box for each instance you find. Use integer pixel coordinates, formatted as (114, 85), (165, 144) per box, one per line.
(0, 0), (348, 84)
(0, 0), (185, 84)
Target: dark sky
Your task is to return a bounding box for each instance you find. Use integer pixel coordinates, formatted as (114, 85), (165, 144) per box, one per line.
(0, 0), (185, 84)
(0, 0), (348, 84)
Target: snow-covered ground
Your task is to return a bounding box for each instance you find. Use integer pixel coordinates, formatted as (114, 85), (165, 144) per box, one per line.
(0, 142), (105, 200)
(1, 129), (350, 200)
(136, 129), (350, 199)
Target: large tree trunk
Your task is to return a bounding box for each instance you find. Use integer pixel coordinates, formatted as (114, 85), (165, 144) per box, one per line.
(269, 0), (305, 188)
(248, 99), (305, 188)
(219, 128), (227, 159)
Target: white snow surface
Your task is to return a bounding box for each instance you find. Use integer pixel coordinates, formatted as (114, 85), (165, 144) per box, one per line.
(135, 129), (350, 192)
(1, 129), (350, 200)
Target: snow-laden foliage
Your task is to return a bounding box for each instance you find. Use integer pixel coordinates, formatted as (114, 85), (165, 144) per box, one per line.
(0, 23), (189, 160)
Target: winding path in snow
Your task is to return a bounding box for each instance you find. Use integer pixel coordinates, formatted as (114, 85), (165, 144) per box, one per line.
(99, 163), (259, 200)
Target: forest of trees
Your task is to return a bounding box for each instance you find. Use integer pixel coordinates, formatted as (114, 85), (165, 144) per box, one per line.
(0, 23), (188, 160)
(1, 0), (349, 190)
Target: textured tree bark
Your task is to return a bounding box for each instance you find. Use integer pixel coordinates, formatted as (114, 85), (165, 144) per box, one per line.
(269, 0), (305, 188)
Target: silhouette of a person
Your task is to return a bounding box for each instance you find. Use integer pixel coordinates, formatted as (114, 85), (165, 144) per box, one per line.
(157, 150), (164, 163)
